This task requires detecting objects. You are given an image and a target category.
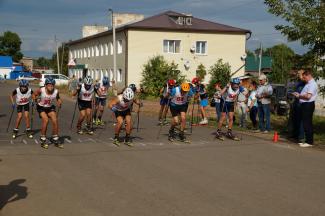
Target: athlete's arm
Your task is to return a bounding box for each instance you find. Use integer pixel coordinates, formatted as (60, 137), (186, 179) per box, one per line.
(72, 84), (81, 96)
(32, 88), (41, 101)
(10, 89), (17, 105)
(56, 92), (62, 108)
(108, 96), (119, 110)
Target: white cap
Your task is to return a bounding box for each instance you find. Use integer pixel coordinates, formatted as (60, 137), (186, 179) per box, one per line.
(259, 74), (267, 80)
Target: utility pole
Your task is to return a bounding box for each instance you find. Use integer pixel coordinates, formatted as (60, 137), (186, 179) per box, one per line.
(258, 42), (262, 77)
(109, 9), (116, 81)
(55, 35), (60, 74)
(61, 42), (65, 76)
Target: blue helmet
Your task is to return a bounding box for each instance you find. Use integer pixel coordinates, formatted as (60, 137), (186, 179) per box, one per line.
(45, 77), (56, 85)
(128, 84), (137, 92)
(19, 79), (29, 87)
(102, 76), (109, 86)
(231, 78), (240, 84)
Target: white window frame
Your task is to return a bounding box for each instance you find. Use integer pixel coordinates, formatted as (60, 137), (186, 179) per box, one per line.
(109, 69), (113, 81)
(117, 40), (123, 54)
(105, 44), (109, 56)
(83, 48), (87, 58)
(69, 50), (73, 59)
(95, 45), (99, 57)
(100, 44), (104, 56)
(163, 40), (181, 54)
(91, 47), (94, 57)
(195, 41), (208, 55)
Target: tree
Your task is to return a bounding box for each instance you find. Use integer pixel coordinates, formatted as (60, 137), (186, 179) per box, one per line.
(51, 44), (69, 76)
(0, 31), (23, 62)
(207, 59), (231, 97)
(34, 57), (52, 68)
(141, 56), (185, 96)
(264, 0), (325, 73)
(265, 44), (295, 83)
(196, 63), (207, 81)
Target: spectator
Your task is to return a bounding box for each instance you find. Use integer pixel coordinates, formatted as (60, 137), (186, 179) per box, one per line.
(290, 70), (305, 143)
(247, 81), (258, 130)
(292, 70), (318, 147)
(256, 74), (273, 133)
(213, 82), (222, 122)
(237, 81), (249, 127)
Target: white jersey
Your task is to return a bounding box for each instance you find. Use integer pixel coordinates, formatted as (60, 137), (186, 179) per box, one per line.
(38, 87), (58, 108)
(170, 87), (191, 106)
(16, 88), (32, 105)
(225, 87), (239, 102)
(95, 82), (108, 99)
(113, 94), (133, 111)
(79, 84), (94, 101)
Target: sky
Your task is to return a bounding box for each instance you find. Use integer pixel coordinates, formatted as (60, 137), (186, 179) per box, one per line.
(0, 0), (309, 58)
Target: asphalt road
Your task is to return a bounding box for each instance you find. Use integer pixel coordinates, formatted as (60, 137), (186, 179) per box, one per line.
(1, 82), (325, 216)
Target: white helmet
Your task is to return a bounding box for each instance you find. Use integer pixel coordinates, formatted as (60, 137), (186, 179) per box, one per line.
(123, 87), (134, 100)
(84, 76), (93, 85)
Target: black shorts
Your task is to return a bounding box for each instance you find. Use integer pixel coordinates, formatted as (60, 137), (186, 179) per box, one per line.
(170, 104), (188, 117)
(95, 97), (107, 106)
(78, 100), (92, 111)
(17, 104), (30, 113)
(115, 109), (131, 118)
(220, 101), (235, 113)
(37, 104), (56, 114)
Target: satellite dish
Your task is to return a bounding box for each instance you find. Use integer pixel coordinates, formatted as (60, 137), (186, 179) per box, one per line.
(241, 53), (247, 61)
(184, 60), (190, 70)
(190, 45), (195, 53)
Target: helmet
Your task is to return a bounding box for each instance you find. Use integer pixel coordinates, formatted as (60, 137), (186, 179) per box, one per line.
(123, 87), (134, 100)
(181, 83), (190, 92)
(19, 79), (29, 87)
(231, 78), (240, 84)
(84, 76), (93, 85)
(128, 84), (137, 92)
(102, 76), (109, 86)
(45, 77), (56, 85)
(168, 79), (176, 86)
(192, 77), (199, 84)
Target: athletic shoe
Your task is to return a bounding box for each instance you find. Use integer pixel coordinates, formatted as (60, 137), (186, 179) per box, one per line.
(163, 120), (169, 125)
(299, 143), (313, 148)
(26, 128), (33, 139)
(215, 129), (224, 140)
(199, 118), (208, 125)
(77, 129), (84, 135)
(113, 137), (120, 146)
(98, 120), (105, 126)
(86, 129), (94, 135)
(40, 136), (48, 149)
(168, 129), (176, 142)
(124, 136), (133, 147)
(263, 130), (270, 134)
(12, 128), (19, 139)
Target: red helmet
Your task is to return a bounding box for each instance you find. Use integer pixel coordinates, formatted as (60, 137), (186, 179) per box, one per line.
(168, 79), (176, 86)
(192, 77), (199, 84)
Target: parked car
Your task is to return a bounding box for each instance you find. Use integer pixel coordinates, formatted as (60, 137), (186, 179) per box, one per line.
(16, 75), (39, 81)
(270, 84), (290, 115)
(39, 74), (70, 86)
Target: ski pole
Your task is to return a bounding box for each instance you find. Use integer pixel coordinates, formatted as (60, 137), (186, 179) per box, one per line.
(190, 99), (195, 133)
(6, 106), (15, 132)
(136, 104), (140, 133)
(30, 103), (34, 130)
(156, 99), (170, 139)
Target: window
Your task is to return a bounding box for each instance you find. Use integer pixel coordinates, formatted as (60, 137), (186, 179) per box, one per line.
(91, 47), (94, 57)
(80, 49), (83, 58)
(87, 47), (91, 57)
(109, 69), (113, 81)
(105, 44), (109, 55)
(84, 48), (87, 58)
(163, 40), (181, 53)
(196, 41), (207, 55)
(69, 51), (73, 59)
(95, 45), (99, 56)
(117, 40), (122, 54)
(110, 42), (113, 55)
(100, 44), (104, 56)
(117, 69), (122, 82)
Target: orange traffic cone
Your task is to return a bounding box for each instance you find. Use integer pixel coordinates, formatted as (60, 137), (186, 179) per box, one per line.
(273, 131), (279, 142)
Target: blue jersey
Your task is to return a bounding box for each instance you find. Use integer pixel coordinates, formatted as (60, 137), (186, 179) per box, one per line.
(170, 86), (194, 106)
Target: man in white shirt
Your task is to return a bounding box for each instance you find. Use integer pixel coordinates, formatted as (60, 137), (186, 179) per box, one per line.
(292, 70), (318, 147)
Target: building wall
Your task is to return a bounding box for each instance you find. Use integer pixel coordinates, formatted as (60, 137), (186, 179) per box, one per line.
(127, 29), (247, 85)
(68, 31), (127, 88)
(0, 68), (12, 78)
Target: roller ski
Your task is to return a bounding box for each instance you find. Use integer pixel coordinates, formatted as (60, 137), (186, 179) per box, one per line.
(12, 129), (19, 139)
(113, 136), (121, 146)
(50, 135), (63, 149)
(124, 135), (133, 147)
(26, 128), (33, 139)
(168, 129), (190, 144)
(215, 129), (225, 141)
(40, 136), (49, 149)
(225, 130), (240, 141)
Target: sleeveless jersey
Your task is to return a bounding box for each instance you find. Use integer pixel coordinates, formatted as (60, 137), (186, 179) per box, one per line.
(16, 88), (32, 105)
(225, 87), (239, 102)
(38, 87), (58, 107)
(170, 87), (190, 106)
(95, 82), (108, 98)
(113, 95), (133, 111)
(79, 84), (94, 101)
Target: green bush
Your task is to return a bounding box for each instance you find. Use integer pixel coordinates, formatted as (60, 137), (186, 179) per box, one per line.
(207, 59), (231, 97)
(141, 56), (185, 97)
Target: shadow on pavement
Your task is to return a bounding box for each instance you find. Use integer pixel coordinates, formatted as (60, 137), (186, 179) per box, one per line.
(0, 114), (6, 118)
(0, 179), (28, 210)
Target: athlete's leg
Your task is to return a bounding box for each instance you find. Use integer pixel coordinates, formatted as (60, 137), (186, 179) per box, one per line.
(40, 112), (49, 136)
(23, 110), (30, 129)
(48, 111), (58, 135)
(15, 112), (23, 129)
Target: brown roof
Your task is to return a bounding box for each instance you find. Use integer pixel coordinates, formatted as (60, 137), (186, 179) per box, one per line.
(68, 10), (251, 45)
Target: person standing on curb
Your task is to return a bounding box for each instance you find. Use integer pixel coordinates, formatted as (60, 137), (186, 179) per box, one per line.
(256, 74), (273, 133)
(292, 70), (318, 147)
(213, 82), (222, 122)
(247, 81), (258, 130)
(237, 80), (248, 128)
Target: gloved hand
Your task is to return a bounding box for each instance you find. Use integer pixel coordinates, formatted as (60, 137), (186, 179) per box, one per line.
(139, 102), (144, 108)
(31, 101), (35, 107)
(12, 103), (16, 109)
(111, 106), (118, 112)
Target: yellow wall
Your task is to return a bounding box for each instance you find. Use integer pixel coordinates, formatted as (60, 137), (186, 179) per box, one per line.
(127, 29), (247, 85)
